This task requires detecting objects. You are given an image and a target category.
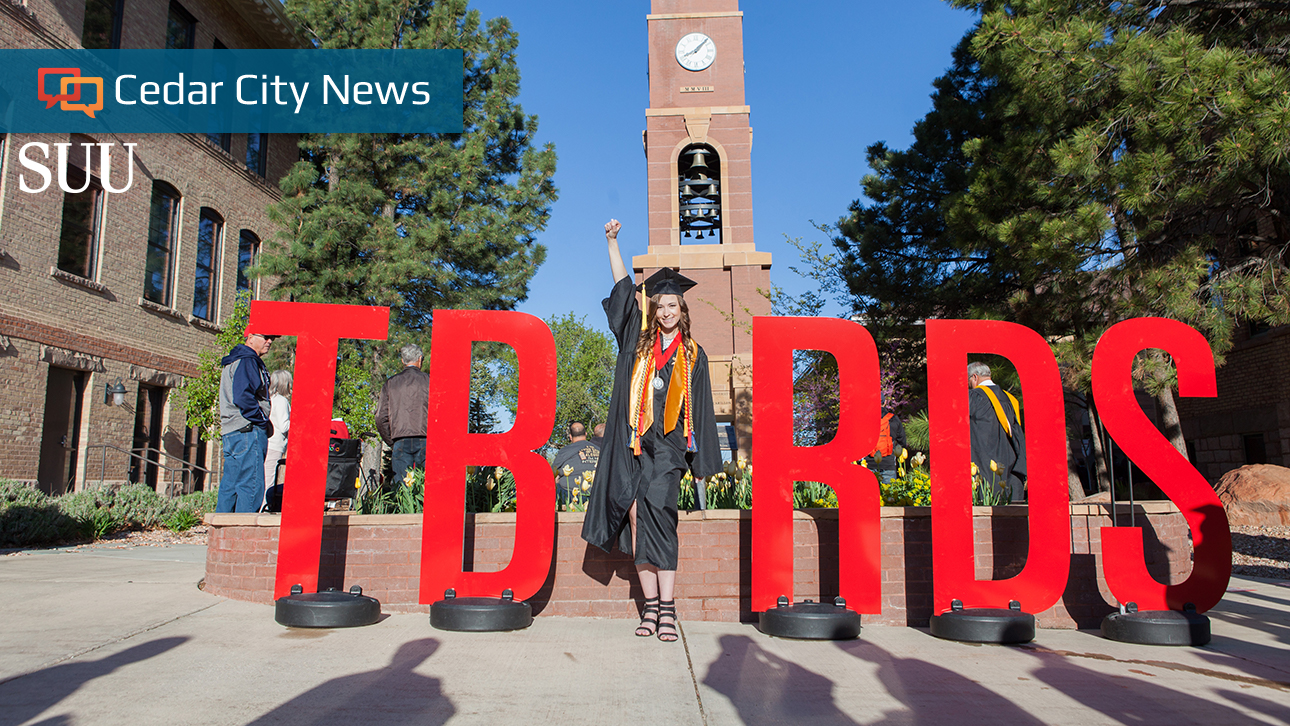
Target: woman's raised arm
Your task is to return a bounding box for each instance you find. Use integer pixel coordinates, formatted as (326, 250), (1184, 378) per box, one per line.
(605, 219), (630, 284)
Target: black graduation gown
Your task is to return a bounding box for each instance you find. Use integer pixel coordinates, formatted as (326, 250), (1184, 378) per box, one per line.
(580, 277), (722, 570)
(969, 384), (1027, 501)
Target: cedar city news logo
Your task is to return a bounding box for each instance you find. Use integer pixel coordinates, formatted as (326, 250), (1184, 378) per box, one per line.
(38, 67), (104, 118)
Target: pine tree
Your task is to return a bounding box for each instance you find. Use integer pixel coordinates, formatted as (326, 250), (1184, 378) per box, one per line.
(830, 2), (1290, 494)
(259, 0), (557, 382)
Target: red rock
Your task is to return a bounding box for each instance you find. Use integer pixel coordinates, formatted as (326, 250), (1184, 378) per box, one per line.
(1215, 464), (1290, 526)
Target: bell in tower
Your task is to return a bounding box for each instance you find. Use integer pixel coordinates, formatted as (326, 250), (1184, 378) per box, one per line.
(678, 145), (721, 241)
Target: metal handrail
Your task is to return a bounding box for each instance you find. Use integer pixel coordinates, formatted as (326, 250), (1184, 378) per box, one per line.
(89, 443), (213, 495)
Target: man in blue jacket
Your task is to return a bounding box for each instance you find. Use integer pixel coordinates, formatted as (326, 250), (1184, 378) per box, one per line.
(217, 331), (274, 513)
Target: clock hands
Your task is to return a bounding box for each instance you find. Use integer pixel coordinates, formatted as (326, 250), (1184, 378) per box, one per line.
(684, 38), (710, 59)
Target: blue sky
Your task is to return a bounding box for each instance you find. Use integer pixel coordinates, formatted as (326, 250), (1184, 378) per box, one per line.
(470, 1), (978, 333)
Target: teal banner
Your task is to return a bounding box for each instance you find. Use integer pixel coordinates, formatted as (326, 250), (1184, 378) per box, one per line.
(0, 50), (463, 133)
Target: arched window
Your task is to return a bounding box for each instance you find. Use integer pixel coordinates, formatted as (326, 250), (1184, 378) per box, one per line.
(57, 135), (103, 280)
(678, 144), (721, 242)
(192, 208), (223, 320)
(143, 182), (181, 305)
(236, 230), (260, 297)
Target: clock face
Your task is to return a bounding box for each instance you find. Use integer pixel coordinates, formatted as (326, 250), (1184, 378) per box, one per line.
(675, 32), (716, 72)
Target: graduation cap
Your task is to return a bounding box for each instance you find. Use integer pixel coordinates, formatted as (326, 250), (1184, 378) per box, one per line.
(639, 268), (698, 298)
(637, 269), (698, 331)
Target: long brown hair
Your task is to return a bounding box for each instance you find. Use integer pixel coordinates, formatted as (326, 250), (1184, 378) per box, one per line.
(635, 293), (692, 362)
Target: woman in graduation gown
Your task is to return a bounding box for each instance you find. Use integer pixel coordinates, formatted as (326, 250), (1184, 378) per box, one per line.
(581, 219), (722, 642)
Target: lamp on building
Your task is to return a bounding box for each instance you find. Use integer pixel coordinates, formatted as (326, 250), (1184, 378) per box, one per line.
(105, 378), (127, 406)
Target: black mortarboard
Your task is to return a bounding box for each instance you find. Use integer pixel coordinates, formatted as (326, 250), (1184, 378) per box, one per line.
(639, 268), (698, 298)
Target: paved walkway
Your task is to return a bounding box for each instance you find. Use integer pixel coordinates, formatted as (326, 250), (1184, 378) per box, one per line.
(0, 543), (1288, 725)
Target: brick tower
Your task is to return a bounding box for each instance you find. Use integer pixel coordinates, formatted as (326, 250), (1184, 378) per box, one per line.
(634, 0), (771, 460)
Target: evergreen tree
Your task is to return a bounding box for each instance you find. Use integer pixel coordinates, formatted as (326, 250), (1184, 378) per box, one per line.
(829, 2), (1290, 494)
(259, 0), (557, 384)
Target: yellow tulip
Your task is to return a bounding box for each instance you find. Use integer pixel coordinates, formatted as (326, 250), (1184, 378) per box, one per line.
(989, 460), (999, 474)
(485, 477), (496, 491)
(897, 467), (905, 478)
(561, 465), (574, 476)
(970, 462), (980, 476)
(581, 481), (591, 492)
(737, 458), (747, 470)
(860, 459), (869, 469)
(494, 466), (505, 479)
(900, 449), (909, 462)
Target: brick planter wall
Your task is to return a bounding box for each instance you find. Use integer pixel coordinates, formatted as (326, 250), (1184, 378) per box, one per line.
(204, 503), (1189, 629)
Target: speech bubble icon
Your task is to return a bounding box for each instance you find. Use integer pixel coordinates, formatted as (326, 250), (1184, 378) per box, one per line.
(60, 76), (104, 119)
(37, 68), (81, 109)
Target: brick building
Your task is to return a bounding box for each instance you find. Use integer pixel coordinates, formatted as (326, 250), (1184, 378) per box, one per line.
(0, 0), (299, 494)
(1179, 322), (1290, 483)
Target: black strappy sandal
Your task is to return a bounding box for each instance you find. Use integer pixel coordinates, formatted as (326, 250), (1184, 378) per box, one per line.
(636, 597), (660, 637)
(657, 600), (678, 643)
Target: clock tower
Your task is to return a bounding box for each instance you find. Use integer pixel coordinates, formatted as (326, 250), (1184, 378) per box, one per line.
(636, 0), (771, 460)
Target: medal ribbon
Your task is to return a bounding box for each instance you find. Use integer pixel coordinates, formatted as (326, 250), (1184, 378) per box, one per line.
(654, 332), (682, 371)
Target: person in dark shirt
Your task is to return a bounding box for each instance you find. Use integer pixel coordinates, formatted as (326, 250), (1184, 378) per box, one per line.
(551, 422), (600, 505)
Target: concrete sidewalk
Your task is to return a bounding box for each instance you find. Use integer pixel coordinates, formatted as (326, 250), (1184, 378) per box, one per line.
(1, 544), (1288, 725)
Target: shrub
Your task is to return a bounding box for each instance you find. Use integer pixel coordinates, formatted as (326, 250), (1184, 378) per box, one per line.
(0, 480), (89, 547)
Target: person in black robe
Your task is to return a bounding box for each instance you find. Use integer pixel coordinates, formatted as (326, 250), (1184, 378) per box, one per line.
(968, 361), (1027, 501)
(581, 219), (721, 642)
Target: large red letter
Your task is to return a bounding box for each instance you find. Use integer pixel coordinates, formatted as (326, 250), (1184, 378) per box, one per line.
(926, 320), (1070, 614)
(751, 317), (880, 613)
(247, 301), (390, 599)
(1092, 318), (1230, 612)
(419, 311), (556, 602)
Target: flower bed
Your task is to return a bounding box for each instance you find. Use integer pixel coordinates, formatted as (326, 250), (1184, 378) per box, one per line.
(204, 501), (1189, 628)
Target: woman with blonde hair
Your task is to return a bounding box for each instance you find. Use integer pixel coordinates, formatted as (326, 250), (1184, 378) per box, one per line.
(581, 219), (721, 642)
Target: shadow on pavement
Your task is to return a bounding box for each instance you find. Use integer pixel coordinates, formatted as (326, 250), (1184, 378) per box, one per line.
(701, 634), (858, 725)
(0, 636), (188, 725)
(245, 638), (453, 725)
(835, 639), (1048, 725)
(1020, 642), (1282, 723)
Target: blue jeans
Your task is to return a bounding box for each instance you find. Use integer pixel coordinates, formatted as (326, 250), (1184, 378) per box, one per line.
(218, 426), (268, 513)
(391, 437), (426, 484)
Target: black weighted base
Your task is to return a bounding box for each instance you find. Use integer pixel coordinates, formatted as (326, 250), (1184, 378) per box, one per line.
(430, 589), (532, 632)
(757, 597), (862, 640)
(1101, 604), (1210, 646)
(275, 585), (381, 628)
(930, 600), (1034, 644)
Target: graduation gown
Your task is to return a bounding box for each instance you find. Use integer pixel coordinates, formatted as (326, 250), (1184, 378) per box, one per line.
(969, 383), (1027, 501)
(580, 277), (722, 570)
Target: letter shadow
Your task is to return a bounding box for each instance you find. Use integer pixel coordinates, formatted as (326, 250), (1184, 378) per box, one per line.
(246, 638), (454, 725)
(702, 634), (858, 726)
(835, 639), (1048, 725)
(0, 637), (188, 725)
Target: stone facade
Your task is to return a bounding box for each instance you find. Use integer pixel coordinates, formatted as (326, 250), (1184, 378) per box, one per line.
(1178, 323), (1290, 483)
(0, 0), (298, 493)
(205, 503), (1190, 629)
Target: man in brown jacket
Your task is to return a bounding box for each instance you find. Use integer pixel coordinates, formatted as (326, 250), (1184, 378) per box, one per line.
(376, 344), (430, 483)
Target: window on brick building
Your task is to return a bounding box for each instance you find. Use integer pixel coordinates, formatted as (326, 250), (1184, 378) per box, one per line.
(166, 2), (197, 50)
(82, 0), (123, 50)
(236, 230), (260, 297)
(246, 134), (268, 178)
(192, 208), (223, 320)
(144, 182), (182, 305)
(56, 139), (104, 281)
(206, 133), (231, 152)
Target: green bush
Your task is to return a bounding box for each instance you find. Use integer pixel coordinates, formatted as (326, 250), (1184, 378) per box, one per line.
(0, 479), (218, 548)
(0, 480), (90, 547)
